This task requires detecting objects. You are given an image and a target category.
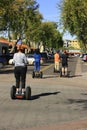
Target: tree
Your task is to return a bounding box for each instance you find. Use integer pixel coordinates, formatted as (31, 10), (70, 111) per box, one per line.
(0, 0), (42, 41)
(38, 21), (63, 50)
(59, 0), (87, 47)
(0, 0), (63, 50)
(24, 2), (43, 43)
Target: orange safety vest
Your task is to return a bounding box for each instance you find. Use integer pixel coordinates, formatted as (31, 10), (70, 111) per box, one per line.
(54, 53), (60, 62)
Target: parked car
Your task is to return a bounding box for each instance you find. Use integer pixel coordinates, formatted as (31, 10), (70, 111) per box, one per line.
(0, 55), (7, 68)
(47, 53), (54, 59)
(27, 53), (45, 65)
(82, 54), (87, 62)
(40, 52), (48, 64)
(26, 54), (35, 65)
(80, 53), (85, 58)
(9, 52), (47, 65)
(9, 54), (35, 65)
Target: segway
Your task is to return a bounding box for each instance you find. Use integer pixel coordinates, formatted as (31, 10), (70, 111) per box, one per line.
(10, 85), (31, 100)
(60, 67), (70, 78)
(54, 67), (60, 73)
(32, 71), (43, 78)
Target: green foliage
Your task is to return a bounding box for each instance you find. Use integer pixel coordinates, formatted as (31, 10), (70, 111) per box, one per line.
(38, 22), (63, 49)
(0, 0), (63, 50)
(0, 0), (42, 39)
(60, 0), (87, 46)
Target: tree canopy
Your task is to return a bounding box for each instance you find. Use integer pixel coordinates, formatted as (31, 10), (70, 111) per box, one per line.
(59, 0), (87, 47)
(0, 0), (63, 50)
(38, 22), (63, 49)
(0, 0), (42, 38)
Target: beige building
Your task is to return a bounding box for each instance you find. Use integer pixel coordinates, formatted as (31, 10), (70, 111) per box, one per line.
(69, 40), (80, 49)
(64, 39), (81, 49)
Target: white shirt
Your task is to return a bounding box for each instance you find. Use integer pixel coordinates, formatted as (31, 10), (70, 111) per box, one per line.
(13, 52), (27, 67)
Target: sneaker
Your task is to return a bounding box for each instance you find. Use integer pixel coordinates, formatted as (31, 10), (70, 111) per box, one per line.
(16, 91), (19, 95)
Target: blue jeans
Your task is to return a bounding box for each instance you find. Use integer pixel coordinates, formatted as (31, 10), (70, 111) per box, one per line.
(34, 61), (40, 71)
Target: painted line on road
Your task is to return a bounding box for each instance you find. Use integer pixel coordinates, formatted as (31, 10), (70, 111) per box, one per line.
(41, 64), (54, 72)
(84, 63), (87, 65)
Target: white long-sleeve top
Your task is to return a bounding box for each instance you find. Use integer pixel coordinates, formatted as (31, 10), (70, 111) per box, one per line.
(13, 52), (27, 67)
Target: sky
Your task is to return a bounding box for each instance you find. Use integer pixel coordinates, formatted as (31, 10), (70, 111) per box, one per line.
(36, 0), (60, 22)
(36, 0), (76, 40)
(0, 0), (76, 40)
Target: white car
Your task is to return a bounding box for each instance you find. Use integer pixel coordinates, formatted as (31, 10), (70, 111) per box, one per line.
(26, 54), (43, 65)
(8, 54), (35, 65)
(26, 54), (35, 65)
(82, 54), (87, 62)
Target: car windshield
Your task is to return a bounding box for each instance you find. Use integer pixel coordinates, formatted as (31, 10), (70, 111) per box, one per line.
(40, 52), (47, 58)
(26, 54), (34, 58)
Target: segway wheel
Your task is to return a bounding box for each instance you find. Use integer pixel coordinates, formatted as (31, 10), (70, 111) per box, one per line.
(25, 86), (31, 100)
(10, 85), (16, 99)
(40, 71), (43, 78)
(60, 69), (62, 77)
(32, 71), (35, 78)
(54, 68), (56, 72)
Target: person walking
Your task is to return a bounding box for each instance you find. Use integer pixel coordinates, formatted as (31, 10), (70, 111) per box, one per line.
(14, 36), (22, 53)
(13, 45), (28, 95)
(54, 51), (60, 72)
(16, 36), (22, 45)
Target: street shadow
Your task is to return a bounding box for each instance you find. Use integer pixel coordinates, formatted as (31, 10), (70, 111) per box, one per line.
(41, 64), (49, 66)
(81, 93), (87, 95)
(0, 69), (14, 74)
(31, 91), (60, 100)
(67, 98), (87, 109)
(43, 75), (60, 79)
(69, 74), (82, 78)
(0, 68), (34, 74)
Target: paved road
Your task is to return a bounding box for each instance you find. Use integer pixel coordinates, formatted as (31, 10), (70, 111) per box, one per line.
(0, 57), (87, 130)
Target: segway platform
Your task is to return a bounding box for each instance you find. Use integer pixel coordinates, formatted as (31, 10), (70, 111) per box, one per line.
(60, 68), (70, 78)
(54, 68), (60, 73)
(32, 71), (43, 78)
(10, 85), (31, 100)
(15, 91), (25, 99)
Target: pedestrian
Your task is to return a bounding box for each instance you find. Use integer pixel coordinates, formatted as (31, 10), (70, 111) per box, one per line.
(61, 50), (68, 76)
(13, 45), (28, 95)
(14, 36), (22, 53)
(34, 48), (41, 72)
(16, 36), (22, 45)
(54, 50), (60, 72)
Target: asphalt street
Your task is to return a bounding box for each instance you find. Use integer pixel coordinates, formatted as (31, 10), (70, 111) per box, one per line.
(0, 56), (87, 130)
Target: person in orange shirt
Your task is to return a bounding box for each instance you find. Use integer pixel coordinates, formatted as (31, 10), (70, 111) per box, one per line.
(54, 51), (60, 72)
